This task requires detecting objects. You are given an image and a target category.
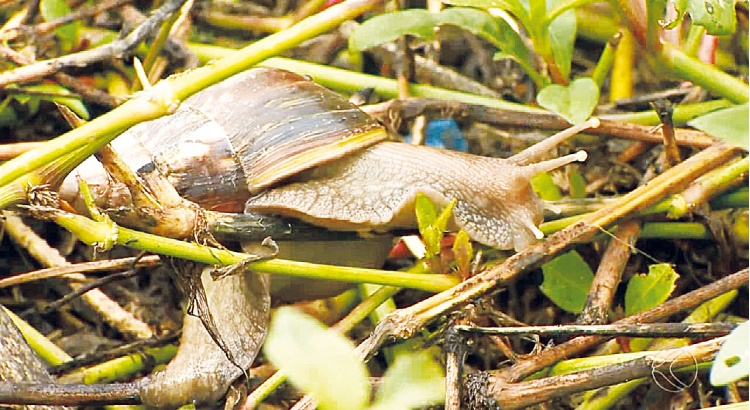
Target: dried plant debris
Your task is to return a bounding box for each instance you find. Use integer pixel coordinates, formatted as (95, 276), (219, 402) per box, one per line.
(0, 1), (746, 409)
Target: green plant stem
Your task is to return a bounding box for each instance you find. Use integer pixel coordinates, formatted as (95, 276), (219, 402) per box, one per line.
(591, 31), (622, 88)
(711, 187), (749, 209)
(244, 370), (287, 409)
(61, 345), (177, 384)
(203, 11), (293, 33)
(577, 291), (737, 410)
(0, 0), (384, 208)
(259, 57), (545, 113)
(539, 158), (750, 235)
(639, 222), (711, 239)
(601, 99), (732, 125)
(677, 157), (749, 217)
(4, 307), (71, 366)
(191, 45), (735, 126)
(644, 0), (667, 52)
(576, 7), (617, 43)
(187, 44), (547, 111)
(579, 4), (746, 105)
(661, 43), (749, 104)
(542, 219), (714, 239)
(5, 308), (144, 410)
(541, 170), (748, 237)
(49, 209), (460, 292)
(609, 28), (635, 101)
(140, 3), (183, 87)
(684, 25), (707, 57)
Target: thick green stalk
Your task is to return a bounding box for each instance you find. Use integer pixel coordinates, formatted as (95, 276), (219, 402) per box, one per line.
(187, 46), (545, 112)
(661, 43), (749, 104)
(50, 210), (460, 292)
(262, 58), (544, 112)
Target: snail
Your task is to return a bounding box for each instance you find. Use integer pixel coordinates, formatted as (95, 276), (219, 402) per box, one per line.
(58, 68), (595, 407)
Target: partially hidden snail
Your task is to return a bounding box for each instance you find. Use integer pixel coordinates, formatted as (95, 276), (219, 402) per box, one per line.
(58, 68), (593, 407)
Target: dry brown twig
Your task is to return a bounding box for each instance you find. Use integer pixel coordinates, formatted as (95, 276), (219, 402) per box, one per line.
(0, 45), (123, 107)
(485, 336), (725, 409)
(0, 255), (160, 288)
(0, 0), (135, 42)
(498, 268), (748, 384)
(2, 211), (153, 339)
(578, 220), (642, 325)
(478, 268), (748, 408)
(361, 98), (717, 148)
(0, 0), (187, 88)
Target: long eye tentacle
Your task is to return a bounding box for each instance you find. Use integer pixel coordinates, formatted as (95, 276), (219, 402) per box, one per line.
(510, 118), (599, 165)
(518, 150), (588, 178)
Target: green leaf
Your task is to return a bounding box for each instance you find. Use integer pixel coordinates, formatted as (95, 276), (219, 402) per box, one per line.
(433, 198), (456, 233)
(415, 193), (438, 237)
(349, 9), (439, 51)
(422, 226), (443, 256)
(415, 194), (456, 257)
(537, 77), (599, 124)
(546, 4), (576, 80)
(0, 97), (18, 127)
(710, 321), (749, 386)
(263, 307), (369, 410)
(18, 84), (90, 120)
(624, 263), (679, 316)
(540, 250), (594, 313)
(531, 172), (563, 200)
(39, 0), (79, 45)
(687, 104), (748, 150)
(452, 230), (474, 275)
(438, 7), (530, 66)
(371, 351), (446, 410)
(666, 0), (740, 35)
(350, 6), (537, 84)
(545, 0), (600, 24)
(350, 7), (530, 70)
(567, 168), (587, 199)
(441, 0), (531, 30)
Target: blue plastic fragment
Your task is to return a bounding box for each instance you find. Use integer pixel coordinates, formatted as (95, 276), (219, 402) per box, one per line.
(404, 118), (467, 152)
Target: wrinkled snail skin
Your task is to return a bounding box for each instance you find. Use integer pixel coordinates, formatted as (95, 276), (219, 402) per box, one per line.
(56, 68), (589, 408)
(247, 140), (558, 251)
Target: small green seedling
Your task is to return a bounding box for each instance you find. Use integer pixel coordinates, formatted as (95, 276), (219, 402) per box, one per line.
(264, 307), (446, 410)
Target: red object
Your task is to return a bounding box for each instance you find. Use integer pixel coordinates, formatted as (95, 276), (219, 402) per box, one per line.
(388, 239), (411, 259)
(697, 34), (718, 65)
(320, 0), (345, 11)
(387, 234), (458, 259)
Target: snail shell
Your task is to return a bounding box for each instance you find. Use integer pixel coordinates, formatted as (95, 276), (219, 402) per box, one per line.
(60, 68), (388, 215)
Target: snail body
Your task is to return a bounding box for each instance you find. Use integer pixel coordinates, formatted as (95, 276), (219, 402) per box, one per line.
(59, 68), (591, 407)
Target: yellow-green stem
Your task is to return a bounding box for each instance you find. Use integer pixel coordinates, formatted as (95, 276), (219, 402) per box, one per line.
(52, 210), (460, 292)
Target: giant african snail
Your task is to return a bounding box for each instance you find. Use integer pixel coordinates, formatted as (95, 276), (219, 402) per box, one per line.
(58, 68), (596, 407)
(60, 68), (592, 251)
